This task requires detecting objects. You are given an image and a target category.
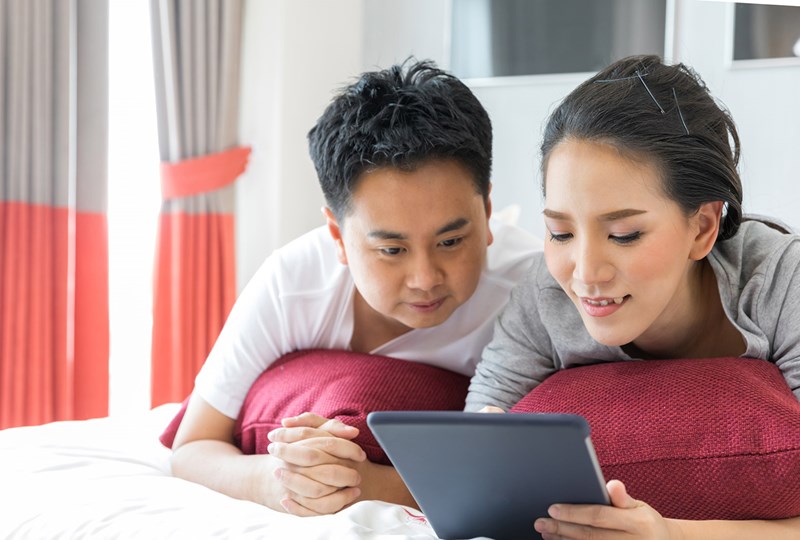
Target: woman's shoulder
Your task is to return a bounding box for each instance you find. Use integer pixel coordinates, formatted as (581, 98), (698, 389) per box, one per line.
(721, 218), (798, 261)
(710, 218), (800, 295)
(508, 252), (572, 314)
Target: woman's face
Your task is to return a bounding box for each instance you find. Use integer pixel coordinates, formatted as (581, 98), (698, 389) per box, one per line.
(542, 138), (708, 350)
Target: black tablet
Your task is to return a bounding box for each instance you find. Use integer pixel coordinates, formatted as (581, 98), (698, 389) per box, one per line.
(367, 411), (609, 540)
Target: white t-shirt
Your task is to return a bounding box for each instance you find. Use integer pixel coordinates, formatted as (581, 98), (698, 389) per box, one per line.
(195, 219), (543, 418)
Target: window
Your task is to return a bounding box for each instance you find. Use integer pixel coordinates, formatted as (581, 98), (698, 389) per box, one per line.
(108, 0), (160, 415)
(733, 3), (800, 61)
(450, 0), (667, 79)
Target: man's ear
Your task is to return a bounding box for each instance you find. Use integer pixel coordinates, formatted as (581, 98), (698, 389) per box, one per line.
(485, 184), (494, 247)
(689, 201), (723, 261)
(322, 207), (348, 265)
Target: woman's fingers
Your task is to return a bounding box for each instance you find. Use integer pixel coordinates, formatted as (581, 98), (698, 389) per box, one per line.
(478, 405), (505, 413)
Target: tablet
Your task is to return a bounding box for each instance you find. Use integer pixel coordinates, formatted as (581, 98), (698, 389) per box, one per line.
(367, 411), (609, 540)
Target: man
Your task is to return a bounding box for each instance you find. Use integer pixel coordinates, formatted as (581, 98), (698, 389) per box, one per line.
(169, 59), (541, 515)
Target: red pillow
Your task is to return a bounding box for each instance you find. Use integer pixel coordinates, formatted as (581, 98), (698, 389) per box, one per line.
(160, 349), (470, 465)
(510, 357), (800, 520)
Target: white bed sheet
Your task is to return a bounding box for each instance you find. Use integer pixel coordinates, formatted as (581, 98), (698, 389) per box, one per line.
(0, 404), (443, 539)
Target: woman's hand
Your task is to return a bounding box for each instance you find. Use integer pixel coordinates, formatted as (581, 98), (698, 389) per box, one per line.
(266, 413), (366, 516)
(478, 405), (505, 413)
(533, 480), (681, 540)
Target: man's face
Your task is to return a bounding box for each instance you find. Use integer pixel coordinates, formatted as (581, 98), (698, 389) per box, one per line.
(327, 159), (493, 341)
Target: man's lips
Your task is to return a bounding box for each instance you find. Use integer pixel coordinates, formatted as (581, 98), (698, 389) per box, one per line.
(407, 298), (446, 313)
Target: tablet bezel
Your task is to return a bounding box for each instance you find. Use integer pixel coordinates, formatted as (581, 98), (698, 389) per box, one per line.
(367, 411), (609, 540)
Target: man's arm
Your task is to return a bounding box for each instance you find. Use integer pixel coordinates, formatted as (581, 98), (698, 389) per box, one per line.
(171, 396), (361, 514)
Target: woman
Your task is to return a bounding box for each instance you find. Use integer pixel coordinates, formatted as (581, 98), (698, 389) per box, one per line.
(466, 55), (800, 539)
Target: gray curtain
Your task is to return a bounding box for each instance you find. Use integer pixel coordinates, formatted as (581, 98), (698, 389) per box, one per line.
(148, 0), (248, 406)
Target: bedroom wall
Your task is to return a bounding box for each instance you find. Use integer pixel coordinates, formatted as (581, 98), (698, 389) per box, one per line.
(236, 0), (365, 290)
(236, 0), (800, 291)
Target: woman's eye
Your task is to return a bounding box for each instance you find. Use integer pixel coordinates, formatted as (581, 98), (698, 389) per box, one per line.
(610, 232), (641, 245)
(548, 232), (572, 243)
(440, 237), (463, 248)
(379, 247), (404, 256)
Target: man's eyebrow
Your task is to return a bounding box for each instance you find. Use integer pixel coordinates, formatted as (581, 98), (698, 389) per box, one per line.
(367, 218), (470, 240)
(368, 230), (406, 240)
(436, 218), (469, 235)
(542, 208), (647, 221)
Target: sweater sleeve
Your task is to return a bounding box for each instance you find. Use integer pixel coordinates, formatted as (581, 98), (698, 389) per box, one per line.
(465, 258), (559, 411)
(767, 238), (800, 400)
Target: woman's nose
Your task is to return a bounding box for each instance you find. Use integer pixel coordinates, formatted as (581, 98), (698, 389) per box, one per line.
(572, 240), (614, 285)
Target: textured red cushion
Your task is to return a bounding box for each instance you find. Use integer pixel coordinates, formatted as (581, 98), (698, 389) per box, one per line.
(510, 357), (800, 520)
(160, 349), (470, 465)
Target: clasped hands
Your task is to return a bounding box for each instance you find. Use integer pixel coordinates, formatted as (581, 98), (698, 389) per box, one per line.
(266, 412), (368, 516)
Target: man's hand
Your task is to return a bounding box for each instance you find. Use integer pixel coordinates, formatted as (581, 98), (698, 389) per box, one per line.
(266, 413), (366, 516)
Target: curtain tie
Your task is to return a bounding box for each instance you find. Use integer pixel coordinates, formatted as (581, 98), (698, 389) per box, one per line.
(160, 146), (252, 200)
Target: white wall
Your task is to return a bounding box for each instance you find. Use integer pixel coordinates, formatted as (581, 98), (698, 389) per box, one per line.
(236, 0), (800, 290)
(236, 0), (365, 290)
(672, 0), (800, 227)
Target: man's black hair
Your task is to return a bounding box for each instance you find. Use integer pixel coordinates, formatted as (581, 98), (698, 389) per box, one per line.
(308, 59), (492, 220)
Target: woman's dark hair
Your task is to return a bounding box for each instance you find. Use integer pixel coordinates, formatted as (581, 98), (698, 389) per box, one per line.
(541, 55), (743, 241)
(308, 59), (492, 220)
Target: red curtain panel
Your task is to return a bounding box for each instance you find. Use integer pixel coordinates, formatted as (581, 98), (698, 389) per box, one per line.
(0, 0), (109, 429)
(151, 148), (248, 406)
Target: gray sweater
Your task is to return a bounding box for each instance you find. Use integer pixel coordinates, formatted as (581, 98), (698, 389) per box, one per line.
(465, 220), (800, 411)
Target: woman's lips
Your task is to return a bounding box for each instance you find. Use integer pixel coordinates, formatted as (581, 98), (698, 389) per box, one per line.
(580, 295), (629, 317)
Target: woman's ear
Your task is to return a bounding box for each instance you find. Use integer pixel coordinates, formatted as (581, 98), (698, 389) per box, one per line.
(689, 201), (723, 260)
(322, 207), (348, 265)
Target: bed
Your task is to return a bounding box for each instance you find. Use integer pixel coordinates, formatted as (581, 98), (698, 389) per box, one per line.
(0, 402), (440, 539)
(3, 353), (800, 539)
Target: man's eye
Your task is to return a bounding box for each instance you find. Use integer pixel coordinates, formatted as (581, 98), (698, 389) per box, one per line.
(610, 232), (642, 245)
(379, 247), (404, 256)
(548, 232), (572, 243)
(440, 237), (463, 248)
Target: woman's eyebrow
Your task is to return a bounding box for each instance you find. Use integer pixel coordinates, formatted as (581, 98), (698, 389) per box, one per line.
(542, 208), (646, 221)
(597, 209), (647, 222)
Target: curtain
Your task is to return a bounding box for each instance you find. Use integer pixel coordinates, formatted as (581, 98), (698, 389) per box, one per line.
(0, 0), (109, 429)
(149, 0), (249, 407)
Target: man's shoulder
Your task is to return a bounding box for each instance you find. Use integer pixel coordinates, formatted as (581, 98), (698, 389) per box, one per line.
(249, 225), (346, 296)
(485, 219), (543, 280)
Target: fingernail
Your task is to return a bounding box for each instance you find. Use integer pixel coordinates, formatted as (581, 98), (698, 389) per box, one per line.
(267, 443), (275, 453)
(548, 505), (560, 518)
(273, 467), (283, 480)
(535, 518), (553, 533)
(279, 498), (291, 512)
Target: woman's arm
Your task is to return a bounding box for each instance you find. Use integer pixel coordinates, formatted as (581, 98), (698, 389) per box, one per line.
(534, 480), (800, 540)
